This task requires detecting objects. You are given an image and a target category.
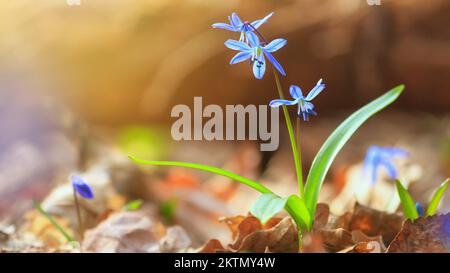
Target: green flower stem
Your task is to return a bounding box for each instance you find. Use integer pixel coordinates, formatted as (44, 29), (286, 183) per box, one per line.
(73, 187), (84, 240)
(34, 201), (74, 243)
(272, 69), (304, 197)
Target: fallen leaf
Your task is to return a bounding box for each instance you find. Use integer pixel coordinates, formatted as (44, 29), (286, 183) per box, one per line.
(159, 226), (192, 253)
(387, 214), (450, 253)
(82, 208), (165, 253)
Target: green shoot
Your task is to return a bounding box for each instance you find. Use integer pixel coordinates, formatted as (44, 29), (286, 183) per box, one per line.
(427, 178), (449, 216)
(395, 180), (419, 220)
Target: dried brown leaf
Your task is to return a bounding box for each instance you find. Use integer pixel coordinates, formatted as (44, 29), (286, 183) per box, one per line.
(387, 214), (450, 253)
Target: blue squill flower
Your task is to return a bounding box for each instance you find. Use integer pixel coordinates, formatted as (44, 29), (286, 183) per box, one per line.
(212, 12), (274, 43)
(362, 146), (408, 184)
(225, 34), (286, 79)
(71, 175), (94, 199)
(269, 79), (325, 121)
(415, 202), (424, 217)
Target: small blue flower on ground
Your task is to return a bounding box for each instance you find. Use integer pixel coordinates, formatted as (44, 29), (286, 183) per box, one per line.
(362, 146), (409, 184)
(212, 12), (274, 43)
(415, 202), (424, 217)
(269, 79), (325, 121)
(224, 34), (287, 79)
(71, 175), (94, 199)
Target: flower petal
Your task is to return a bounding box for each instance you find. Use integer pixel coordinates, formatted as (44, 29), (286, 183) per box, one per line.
(224, 39), (251, 51)
(247, 32), (260, 47)
(264, 51), (286, 76)
(250, 12), (274, 29)
(380, 158), (398, 179)
(289, 85), (303, 99)
(230, 51), (252, 64)
(380, 147), (409, 158)
(212, 22), (236, 31)
(264, 38), (287, 53)
(71, 175), (94, 199)
(269, 99), (297, 107)
(252, 55), (266, 79)
(305, 79), (325, 101)
(231, 12), (243, 28)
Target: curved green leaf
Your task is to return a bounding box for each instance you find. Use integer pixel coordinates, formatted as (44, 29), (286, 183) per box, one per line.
(396, 180), (419, 220)
(129, 156), (311, 230)
(285, 195), (312, 231)
(426, 178), (449, 216)
(304, 85), (404, 216)
(250, 194), (288, 224)
(129, 156), (273, 194)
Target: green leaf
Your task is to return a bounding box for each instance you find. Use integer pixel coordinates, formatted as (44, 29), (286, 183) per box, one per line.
(129, 156), (310, 231)
(395, 180), (419, 220)
(304, 85), (404, 217)
(124, 199), (143, 211)
(285, 195), (312, 231)
(426, 178), (449, 216)
(250, 194), (288, 224)
(129, 156), (273, 194)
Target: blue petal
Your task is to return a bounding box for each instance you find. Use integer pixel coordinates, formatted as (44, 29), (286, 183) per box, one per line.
(264, 51), (285, 76)
(264, 38), (287, 53)
(289, 85), (303, 99)
(230, 51), (252, 64)
(247, 32), (260, 47)
(250, 12), (274, 29)
(231, 12), (243, 28)
(212, 22), (237, 31)
(304, 101), (315, 111)
(305, 79), (325, 101)
(224, 39), (251, 51)
(379, 147), (409, 158)
(379, 158), (398, 179)
(71, 175), (94, 199)
(269, 99), (297, 107)
(416, 202), (424, 217)
(252, 55), (266, 79)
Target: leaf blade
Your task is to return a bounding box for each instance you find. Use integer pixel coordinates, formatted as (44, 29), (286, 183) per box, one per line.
(304, 85), (404, 216)
(285, 195), (312, 231)
(250, 194), (288, 224)
(396, 180), (419, 220)
(129, 156), (273, 194)
(426, 178), (449, 216)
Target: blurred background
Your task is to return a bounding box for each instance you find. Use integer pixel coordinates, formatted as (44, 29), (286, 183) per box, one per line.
(0, 0), (449, 245)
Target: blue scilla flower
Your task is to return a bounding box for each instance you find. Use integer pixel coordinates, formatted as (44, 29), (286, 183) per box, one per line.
(415, 202), (424, 217)
(269, 79), (325, 121)
(212, 12), (274, 43)
(224, 34), (286, 79)
(362, 146), (409, 184)
(71, 175), (94, 199)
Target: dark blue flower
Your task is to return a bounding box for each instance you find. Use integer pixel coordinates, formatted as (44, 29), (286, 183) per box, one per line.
(269, 79), (325, 121)
(362, 146), (408, 184)
(415, 202), (424, 217)
(71, 175), (94, 199)
(224, 34), (287, 79)
(212, 12), (274, 43)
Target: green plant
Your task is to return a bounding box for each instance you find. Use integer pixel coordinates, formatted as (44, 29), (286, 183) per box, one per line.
(130, 85), (404, 234)
(396, 178), (449, 220)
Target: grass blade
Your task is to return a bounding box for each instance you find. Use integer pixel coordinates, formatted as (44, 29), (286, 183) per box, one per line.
(34, 201), (74, 242)
(304, 85), (404, 216)
(129, 156), (273, 194)
(395, 180), (419, 220)
(426, 178), (449, 216)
